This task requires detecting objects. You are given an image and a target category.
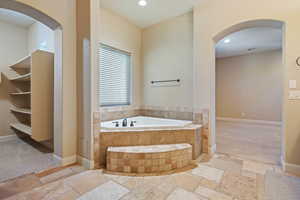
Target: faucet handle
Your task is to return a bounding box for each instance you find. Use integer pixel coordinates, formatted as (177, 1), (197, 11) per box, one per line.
(112, 121), (119, 127)
(130, 121), (137, 127)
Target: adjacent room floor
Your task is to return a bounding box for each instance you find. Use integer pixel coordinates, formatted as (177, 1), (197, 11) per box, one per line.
(3, 153), (300, 200)
(0, 137), (60, 182)
(216, 120), (282, 165)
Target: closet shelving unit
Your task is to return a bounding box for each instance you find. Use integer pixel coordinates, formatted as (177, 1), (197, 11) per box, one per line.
(8, 50), (54, 142)
(10, 107), (32, 115)
(10, 91), (31, 96)
(10, 123), (32, 136)
(10, 73), (31, 81)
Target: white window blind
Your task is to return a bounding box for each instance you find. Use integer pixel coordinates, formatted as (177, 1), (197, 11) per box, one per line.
(99, 44), (131, 107)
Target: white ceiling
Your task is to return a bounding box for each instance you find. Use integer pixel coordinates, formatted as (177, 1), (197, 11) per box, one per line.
(216, 27), (282, 58)
(0, 8), (35, 28)
(100, 0), (202, 28)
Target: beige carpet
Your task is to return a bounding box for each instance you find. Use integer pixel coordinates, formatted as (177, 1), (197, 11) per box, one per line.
(265, 170), (300, 200)
(0, 138), (59, 183)
(216, 120), (282, 164)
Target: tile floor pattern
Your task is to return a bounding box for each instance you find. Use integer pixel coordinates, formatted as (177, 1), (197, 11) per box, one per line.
(4, 153), (300, 200)
(216, 121), (281, 165)
(0, 138), (60, 182)
(0, 165), (86, 199)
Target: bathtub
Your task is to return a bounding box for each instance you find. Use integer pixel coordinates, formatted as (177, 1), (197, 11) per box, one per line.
(101, 116), (193, 130)
(99, 116), (202, 166)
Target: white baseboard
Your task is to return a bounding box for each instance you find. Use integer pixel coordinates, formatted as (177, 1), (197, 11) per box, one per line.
(0, 134), (18, 142)
(281, 156), (300, 175)
(210, 144), (217, 154)
(217, 117), (282, 126)
(285, 163), (300, 175)
(77, 155), (94, 169)
(280, 156), (286, 171)
(53, 154), (77, 166)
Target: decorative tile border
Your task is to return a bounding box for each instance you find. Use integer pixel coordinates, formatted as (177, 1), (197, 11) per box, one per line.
(139, 109), (193, 121)
(100, 109), (140, 122)
(99, 105), (198, 122)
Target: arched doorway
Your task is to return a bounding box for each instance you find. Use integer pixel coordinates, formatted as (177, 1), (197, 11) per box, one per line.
(0, 0), (64, 174)
(210, 19), (285, 165)
(0, 0), (61, 29)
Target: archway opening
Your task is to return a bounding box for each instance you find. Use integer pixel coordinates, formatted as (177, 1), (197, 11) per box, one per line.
(212, 19), (285, 165)
(0, 0), (64, 182)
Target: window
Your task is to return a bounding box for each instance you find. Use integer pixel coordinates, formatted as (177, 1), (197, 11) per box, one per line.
(99, 44), (131, 107)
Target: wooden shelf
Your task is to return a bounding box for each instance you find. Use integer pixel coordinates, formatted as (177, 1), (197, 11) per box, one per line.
(10, 107), (31, 115)
(10, 91), (31, 96)
(9, 55), (31, 70)
(8, 50), (54, 142)
(10, 73), (31, 81)
(10, 123), (32, 136)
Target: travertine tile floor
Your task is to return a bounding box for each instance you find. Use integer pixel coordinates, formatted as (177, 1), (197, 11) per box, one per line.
(216, 121), (281, 165)
(0, 138), (60, 182)
(0, 165), (86, 199)
(4, 153), (300, 200)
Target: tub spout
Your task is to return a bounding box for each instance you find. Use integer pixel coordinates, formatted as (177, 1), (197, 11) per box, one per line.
(122, 118), (128, 127)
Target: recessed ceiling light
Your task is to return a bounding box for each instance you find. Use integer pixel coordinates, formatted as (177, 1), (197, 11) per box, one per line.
(224, 39), (231, 44)
(138, 0), (147, 6)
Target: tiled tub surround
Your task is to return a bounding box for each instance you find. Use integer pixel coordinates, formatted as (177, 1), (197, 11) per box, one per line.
(99, 124), (202, 167)
(99, 106), (202, 122)
(93, 109), (206, 168)
(140, 109), (194, 121)
(100, 108), (141, 122)
(106, 144), (193, 174)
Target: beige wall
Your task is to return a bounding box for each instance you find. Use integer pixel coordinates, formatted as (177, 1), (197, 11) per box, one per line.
(28, 22), (55, 53)
(0, 20), (28, 137)
(76, 0), (93, 162)
(99, 8), (142, 110)
(216, 50), (283, 122)
(14, 0), (77, 158)
(98, 9), (193, 113)
(142, 12), (193, 112)
(193, 0), (300, 167)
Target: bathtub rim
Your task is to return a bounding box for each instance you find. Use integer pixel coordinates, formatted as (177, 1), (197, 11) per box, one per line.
(100, 124), (202, 133)
(100, 115), (195, 131)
